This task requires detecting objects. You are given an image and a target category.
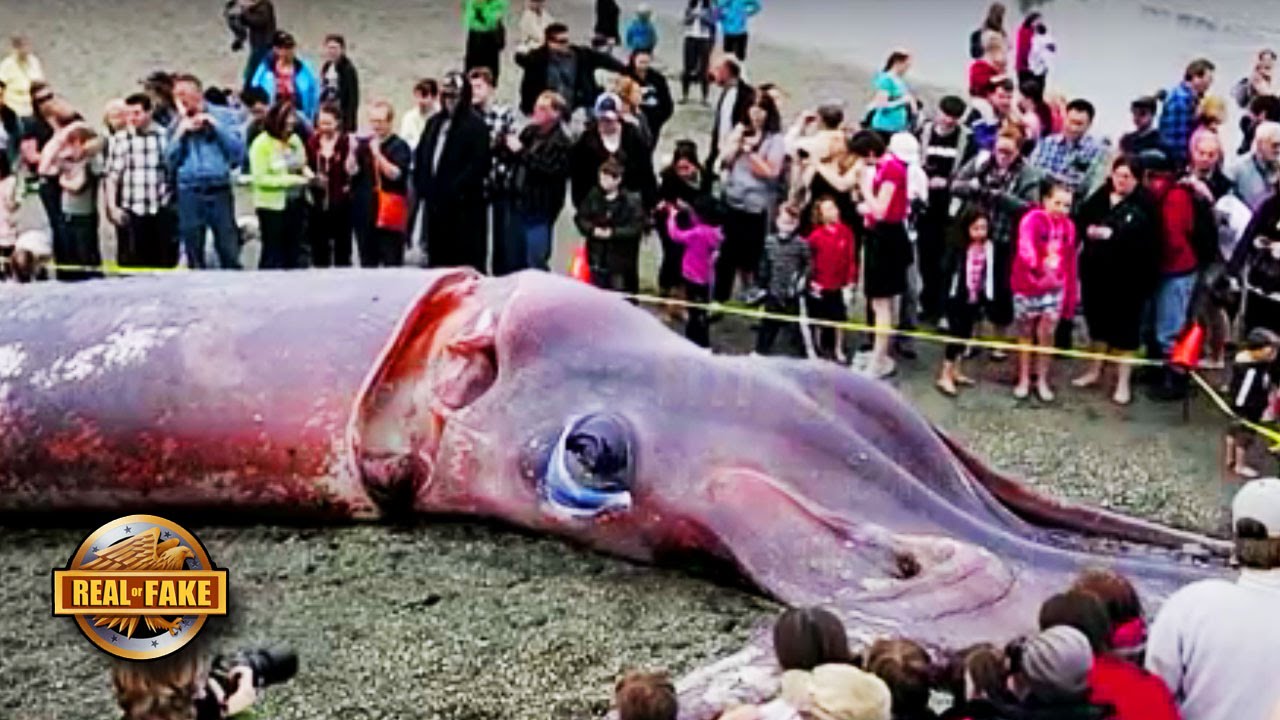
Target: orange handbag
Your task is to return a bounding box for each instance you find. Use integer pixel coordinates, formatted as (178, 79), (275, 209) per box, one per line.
(373, 163), (410, 233)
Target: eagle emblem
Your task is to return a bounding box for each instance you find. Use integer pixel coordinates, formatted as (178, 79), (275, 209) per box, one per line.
(79, 528), (195, 638)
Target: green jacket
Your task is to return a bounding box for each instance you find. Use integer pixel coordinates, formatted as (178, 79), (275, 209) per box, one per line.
(463, 0), (508, 33)
(248, 132), (309, 211)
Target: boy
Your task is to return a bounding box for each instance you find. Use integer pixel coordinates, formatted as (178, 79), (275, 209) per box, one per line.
(755, 203), (811, 356)
(625, 4), (659, 54)
(575, 158), (645, 293)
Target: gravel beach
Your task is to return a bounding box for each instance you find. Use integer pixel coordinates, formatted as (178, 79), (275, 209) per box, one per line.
(0, 1), (1244, 718)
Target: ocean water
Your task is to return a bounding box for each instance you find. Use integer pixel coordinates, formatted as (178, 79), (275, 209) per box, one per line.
(648, 0), (1280, 142)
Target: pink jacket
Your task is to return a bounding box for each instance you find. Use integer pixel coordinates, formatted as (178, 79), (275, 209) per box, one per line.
(666, 211), (723, 286)
(1010, 208), (1078, 317)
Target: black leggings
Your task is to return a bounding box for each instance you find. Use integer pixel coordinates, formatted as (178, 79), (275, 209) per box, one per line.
(685, 281), (711, 347)
(945, 298), (982, 361)
(682, 37), (714, 100)
(309, 201), (354, 268)
(810, 290), (847, 360)
(723, 33), (749, 61)
(715, 206), (767, 302)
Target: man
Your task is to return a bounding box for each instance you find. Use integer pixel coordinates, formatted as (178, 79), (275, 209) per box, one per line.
(167, 74), (245, 270)
(1142, 149), (1217, 401)
(708, 56), (756, 171)
(0, 35), (44, 119)
(1230, 120), (1280, 212)
(917, 95), (975, 323)
(516, 22), (626, 117)
(1240, 94), (1280, 156)
(239, 86), (271, 158)
(627, 50), (674, 148)
(319, 34), (359, 132)
(249, 31), (321, 121)
(468, 68), (519, 275)
(463, 0), (509, 85)
(414, 72), (491, 271)
(508, 90), (572, 272)
(1148, 478), (1280, 720)
(569, 93), (656, 212)
(350, 100), (413, 267)
(228, 0), (277, 90)
(1118, 96), (1162, 159)
(715, 0), (762, 61)
(106, 92), (175, 266)
(1160, 58), (1215, 169)
(399, 78), (439, 151)
(1184, 129), (1234, 203)
(1029, 98), (1108, 200)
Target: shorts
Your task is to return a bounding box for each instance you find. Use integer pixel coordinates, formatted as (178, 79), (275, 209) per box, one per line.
(1014, 291), (1064, 324)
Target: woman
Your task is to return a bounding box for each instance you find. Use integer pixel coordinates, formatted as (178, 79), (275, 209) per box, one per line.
(681, 0), (717, 104)
(614, 75), (653, 149)
(969, 3), (1006, 61)
(1073, 157), (1157, 405)
(951, 125), (1041, 355)
(717, 92), (787, 303)
(656, 139), (710, 310)
(870, 51), (915, 138)
(305, 103), (354, 267)
(969, 32), (1009, 99)
(248, 100), (312, 269)
(851, 129), (912, 380)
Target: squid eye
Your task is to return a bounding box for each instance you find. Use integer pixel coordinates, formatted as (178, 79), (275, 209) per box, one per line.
(540, 413), (634, 519)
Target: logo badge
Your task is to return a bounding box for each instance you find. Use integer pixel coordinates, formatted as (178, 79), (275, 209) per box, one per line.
(52, 515), (228, 660)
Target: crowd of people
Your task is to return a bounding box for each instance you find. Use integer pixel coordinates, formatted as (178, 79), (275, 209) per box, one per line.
(610, 478), (1280, 720)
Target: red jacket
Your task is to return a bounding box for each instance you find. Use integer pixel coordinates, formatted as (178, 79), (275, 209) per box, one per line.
(807, 222), (857, 292)
(1159, 185), (1199, 276)
(968, 59), (1003, 96)
(1089, 654), (1181, 720)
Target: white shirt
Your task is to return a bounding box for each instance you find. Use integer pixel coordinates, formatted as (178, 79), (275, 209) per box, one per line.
(1147, 570), (1280, 720)
(1030, 33), (1056, 76)
(400, 107), (435, 151)
(717, 84), (739, 149)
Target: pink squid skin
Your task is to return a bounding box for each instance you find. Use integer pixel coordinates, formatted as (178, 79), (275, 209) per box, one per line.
(0, 268), (1232, 718)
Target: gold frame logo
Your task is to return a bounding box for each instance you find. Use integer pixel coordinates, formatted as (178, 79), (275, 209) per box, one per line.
(52, 515), (228, 660)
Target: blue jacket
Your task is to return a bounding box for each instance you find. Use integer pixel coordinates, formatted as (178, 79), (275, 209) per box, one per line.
(714, 0), (760, 36)
(625, 17), (657, 51)
(167, 104), (245, 190)
(249, 52), (321, 121)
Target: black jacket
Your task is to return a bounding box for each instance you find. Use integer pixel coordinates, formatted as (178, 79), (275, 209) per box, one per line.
(569, 122), (657, 210)
(516, 45), (627, 116)
(511, 121), (573, 218)
(1076, 184), (1160, 298)
(414, 105), (491, 208)
(1, 105), (18, 165)
(628, 66), (675, 146)
(708, 80), (756, 167)
(320, 56), (360, 133)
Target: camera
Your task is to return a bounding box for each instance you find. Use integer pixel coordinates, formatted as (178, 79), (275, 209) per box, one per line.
(210, 647), (299, 694)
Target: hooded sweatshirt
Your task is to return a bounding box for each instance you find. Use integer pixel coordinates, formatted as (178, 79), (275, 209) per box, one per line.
(1010, 207), (1078, 316)
(666, 210), (723, 285)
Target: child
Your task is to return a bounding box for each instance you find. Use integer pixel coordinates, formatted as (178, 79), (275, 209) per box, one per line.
(755, 203), (812, 356)
(1010, 181), (1077, 401)
(938, 209), (994, 397)
(1224, 328), (1280, 478)
(575, 158), (646, 293)
(806, 196), (857, 363)
(625, 4), (659, 54)
(665, 197), (723, 347)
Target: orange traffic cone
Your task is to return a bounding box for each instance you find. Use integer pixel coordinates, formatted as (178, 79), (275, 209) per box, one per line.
(568, 245), (591, 283)
(1171, 322), (1205, 369)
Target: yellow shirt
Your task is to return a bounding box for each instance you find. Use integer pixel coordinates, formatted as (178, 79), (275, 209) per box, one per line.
(0, 53), (45, 116)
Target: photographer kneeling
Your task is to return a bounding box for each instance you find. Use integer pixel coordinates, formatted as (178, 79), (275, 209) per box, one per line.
(111, 643), (297, 720)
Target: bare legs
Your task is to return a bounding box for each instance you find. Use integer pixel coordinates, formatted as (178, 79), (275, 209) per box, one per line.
(1015, 315), (1056, 401)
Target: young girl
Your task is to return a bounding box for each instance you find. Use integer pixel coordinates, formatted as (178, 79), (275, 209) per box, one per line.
(665, 198), (723, 348)
(806, 196), (857, 363)
(938, 209), (994, 397)
(1010, 181), (1077, 401)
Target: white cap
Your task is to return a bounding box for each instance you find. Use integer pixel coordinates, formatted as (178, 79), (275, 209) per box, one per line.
(1232, 478), (1280, 538)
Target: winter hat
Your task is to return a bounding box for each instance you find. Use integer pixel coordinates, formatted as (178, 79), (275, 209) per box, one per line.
(780, 665), (892, 720)
(1233, 477), (1280, 538)
(1020, 626), (1094, 702)
(888, 132), (921, 166)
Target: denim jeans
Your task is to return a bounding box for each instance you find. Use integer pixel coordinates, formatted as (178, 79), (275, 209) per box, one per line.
(519, 210), (554, 272)
(177, 186), (241, 270)
(1153, 273), (1197, 355)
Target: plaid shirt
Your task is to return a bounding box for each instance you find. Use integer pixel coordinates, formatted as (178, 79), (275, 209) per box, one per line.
(479, 102), (518, 192)
(1159, 81), (1198, 168)
(106, 125), (170, 215)
(1029, 133), (1107, 197)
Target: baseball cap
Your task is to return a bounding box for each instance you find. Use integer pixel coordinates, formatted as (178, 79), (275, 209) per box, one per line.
(594, 92), (622, 120)
(272, 30), (297, 49)
(1233, 477), (1280, 538)
(1020, 626), (1093, 701)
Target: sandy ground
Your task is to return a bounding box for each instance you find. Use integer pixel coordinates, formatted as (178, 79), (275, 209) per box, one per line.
(0, 0), (1247, 718)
